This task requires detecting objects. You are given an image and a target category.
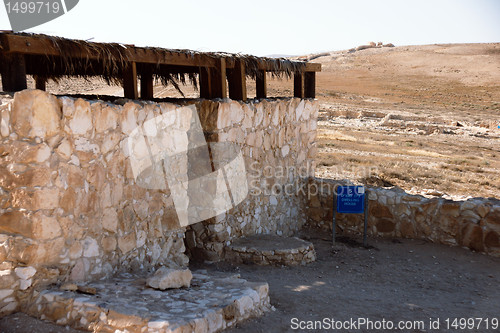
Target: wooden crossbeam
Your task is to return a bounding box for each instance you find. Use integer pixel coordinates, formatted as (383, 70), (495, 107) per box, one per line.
(228, 60), (246, 101)
(256, 70), (267, 99)
(123, 62), (138, 99)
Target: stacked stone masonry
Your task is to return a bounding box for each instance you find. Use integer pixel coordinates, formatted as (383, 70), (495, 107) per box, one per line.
(0, 90), (319, 316)
(187, 97), (319, 260)
(225, 235), (316, 266)
(307, 178), (500, 256)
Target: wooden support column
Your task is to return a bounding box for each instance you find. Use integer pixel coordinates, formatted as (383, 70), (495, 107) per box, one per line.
(123, 61), (138, 99)
(199, 67), (211, 99)
(140, 67), (154, 100)
(304, 71), (316, 98)
(34, 76), (46, 91)
(1, 53), (27, 92)
(210, 58), (227, 99)
(293, 71), (304, 98)
(228, 60), (247, 101)
(256, 70), (267, 99)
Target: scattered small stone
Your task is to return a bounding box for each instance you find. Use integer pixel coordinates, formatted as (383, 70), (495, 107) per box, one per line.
(60, 283), (78, 291)
(77, 286), (97, 295)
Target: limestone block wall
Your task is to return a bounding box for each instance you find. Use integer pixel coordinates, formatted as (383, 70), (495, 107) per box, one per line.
(0, 90), (192, 315)
(0, 90), (319, 315)
(188, 98), (319, 260)
(307, 178), (500, 256)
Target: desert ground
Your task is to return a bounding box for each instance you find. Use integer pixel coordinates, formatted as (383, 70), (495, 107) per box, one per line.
(310, 43), (500, 199)
(1, 43), (499, 332)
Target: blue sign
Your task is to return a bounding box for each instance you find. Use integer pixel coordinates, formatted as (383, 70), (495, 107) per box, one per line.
(336, 186), (365, 214)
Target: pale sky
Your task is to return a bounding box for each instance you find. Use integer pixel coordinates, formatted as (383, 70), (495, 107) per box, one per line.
(1, 0), (499, 56)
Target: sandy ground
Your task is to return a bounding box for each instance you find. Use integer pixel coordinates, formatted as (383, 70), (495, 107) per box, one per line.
(2, 228), (499, 333)
(219, 228), (500, 333)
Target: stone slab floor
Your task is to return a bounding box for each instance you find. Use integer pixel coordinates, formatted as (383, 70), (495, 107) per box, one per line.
(2, 271), (270, 333)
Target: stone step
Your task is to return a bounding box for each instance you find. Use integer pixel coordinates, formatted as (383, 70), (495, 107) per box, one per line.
(225, 235), (316, 266)
(22, 271), (270, 333)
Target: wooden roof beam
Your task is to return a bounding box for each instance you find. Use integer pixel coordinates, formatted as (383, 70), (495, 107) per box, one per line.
(1, 33), (321, 72)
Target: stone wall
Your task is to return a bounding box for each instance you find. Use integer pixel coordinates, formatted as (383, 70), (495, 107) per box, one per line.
(307, 178), (500, 256)
(0, 90), (319, 315)
(187, 98), (319, 260)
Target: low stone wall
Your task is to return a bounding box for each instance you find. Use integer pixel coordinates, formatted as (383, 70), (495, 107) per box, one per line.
(225, 235), (316, 266)
(24, 271), (271, 332)
(307, 178), (500, 256)
(0, 90), (319, 315)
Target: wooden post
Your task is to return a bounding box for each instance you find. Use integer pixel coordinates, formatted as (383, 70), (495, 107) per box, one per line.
(1, 53), (27, 92)
(256, 70), (267, 99)
(34, 76), (46, 91)
(199, 67), (211, 99)
(123, 61), (138, 99)
(210, 58), (227, 99)
(140, 67), (154, 100)
(228, 60), (246, 101)
(293, 71), (304, 98)
(304, 71), (316, 98)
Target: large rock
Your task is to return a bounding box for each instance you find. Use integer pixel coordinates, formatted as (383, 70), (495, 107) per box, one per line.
(68, 98), (92, 135)
(146, 267), (192, 290)
(12, 90), (61, 139)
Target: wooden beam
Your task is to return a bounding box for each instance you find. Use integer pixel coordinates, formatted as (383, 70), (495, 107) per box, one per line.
(304, 63), (322, 72)
(256, 70), (267, 99)
(0, 33), (217, 68)
(228, 60), (246, 101)
(199, 67), (211, 99)
(304, 71), (316, 98)
(0, 53), (27, 92)
(210, 58), (227, 99)
(294, 72), (304, 98)
(0, 34), (322, 73)
(123, 61), (138, 99)
(34, 76), (46, 90)
(140, 67), (154, 100)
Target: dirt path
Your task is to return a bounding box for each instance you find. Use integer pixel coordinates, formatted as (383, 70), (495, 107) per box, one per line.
(216, 229), (500, 333)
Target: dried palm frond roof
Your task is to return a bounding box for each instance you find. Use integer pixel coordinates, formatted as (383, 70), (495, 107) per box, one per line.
(0, 31), (318, 96)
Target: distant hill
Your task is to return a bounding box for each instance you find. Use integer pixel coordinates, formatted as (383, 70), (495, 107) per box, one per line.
(264, 54), (298, 59)
(305, 43), (500, 110)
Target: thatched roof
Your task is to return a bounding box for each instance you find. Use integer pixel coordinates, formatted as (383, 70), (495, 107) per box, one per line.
(0, 32), (315, 96)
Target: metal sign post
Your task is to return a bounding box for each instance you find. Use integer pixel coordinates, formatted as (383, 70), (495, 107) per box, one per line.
(332, 190), (337, 245)
(333, 185), (369, 247)
(363, 192), (368, 247)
